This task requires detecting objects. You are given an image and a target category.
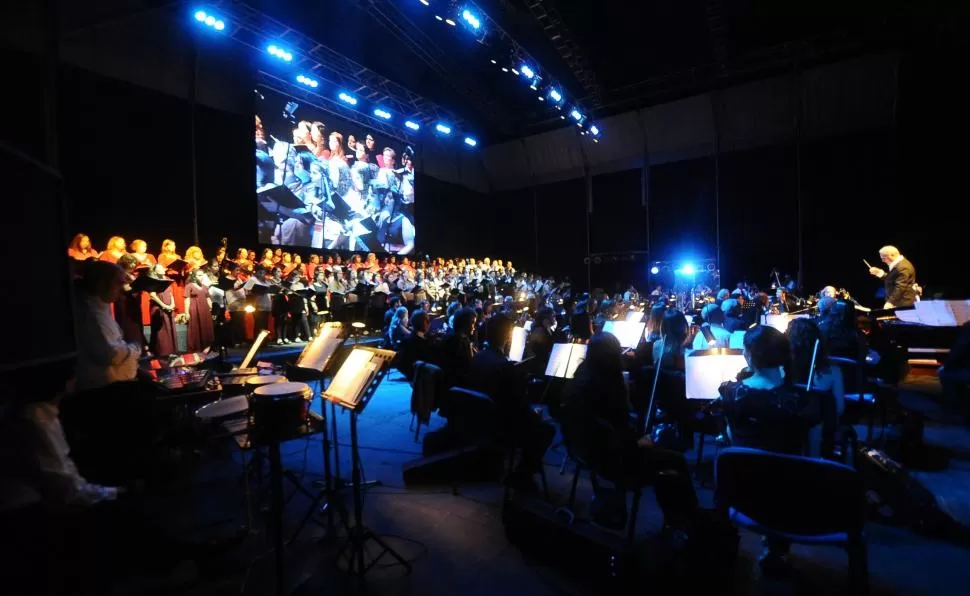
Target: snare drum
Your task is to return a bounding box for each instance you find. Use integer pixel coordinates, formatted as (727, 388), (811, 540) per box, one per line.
(244, 374), (287, 395)
(250, 382), (313, 442)
(195, 395), (249, 422)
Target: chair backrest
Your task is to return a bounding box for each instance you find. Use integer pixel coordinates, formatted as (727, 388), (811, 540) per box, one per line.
(794, 385), (838, 459)
(631, 365), (686, 419)
(828, 355), (866, 395)
(444, 387), (499, 440)
(715, 447), (865, 536)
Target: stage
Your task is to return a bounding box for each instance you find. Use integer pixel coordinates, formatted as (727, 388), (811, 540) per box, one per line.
(101, 357), (970, 596)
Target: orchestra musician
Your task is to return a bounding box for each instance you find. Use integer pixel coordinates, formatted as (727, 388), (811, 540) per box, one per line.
(868, 245), (917, 308)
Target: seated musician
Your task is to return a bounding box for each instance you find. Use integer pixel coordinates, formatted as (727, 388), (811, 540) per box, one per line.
(691, 303), (732, 349)
(467, 314), (555, 493)
(652, 309), (690, 371)
(525, 307), (556, 374)
(395, 311), (438, 381)
(720, 298), (746, 333)
(787, 318), (845, 459)
(440, 307), (477, 390)
(717, 325), (821, 575)
(561, 332), (699, 531)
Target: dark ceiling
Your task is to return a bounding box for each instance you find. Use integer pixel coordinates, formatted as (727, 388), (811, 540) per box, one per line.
(245, 0), (941, 143)
(4, 0), (961, 144)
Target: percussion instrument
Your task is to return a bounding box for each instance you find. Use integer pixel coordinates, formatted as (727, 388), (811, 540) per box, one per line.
(244, 374), (287, 393)
(195, 395), (249, 422)
(250, 381), (313, 442)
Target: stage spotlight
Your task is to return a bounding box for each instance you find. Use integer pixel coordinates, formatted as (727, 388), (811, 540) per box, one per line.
(520, 65), (534, 79)
(464, 136), (477, 147)
(650, 266), (660, 275)
(405, 120), (421, 131)
(490, 59), (497, 64)
(435, 15), (443, 21)
(569, 108), (584, 122)
(461, 9), (482, 30)
(501, 67), (509, 73)
(373, 108), (392, 120)
(511, 68), (520, 75)
(338, 92), (358, 106)
(195, 10), (226, 31)
(419, 0), (430, 5)
(589, 124), (600, 137)
(445, 18), (456, 26)
(435, 123), (452, 135)
(547, 88), (563, 103)
(296, 74), (318, 88)
(537, 96), (544, 102)
(679, 264), (696, 275)
(267, 45), (293, 62)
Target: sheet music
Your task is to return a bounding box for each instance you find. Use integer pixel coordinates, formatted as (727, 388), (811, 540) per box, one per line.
(508, 326), (527, 362)
(325, 349), (374, 407)
(625, 311), (645, 323)
(602, 321), (646, 349)
(297, 324), (345, 371)
(545, 344), (587, 379)
(240, 330), (270, 369)
(896, 300), (970, 327)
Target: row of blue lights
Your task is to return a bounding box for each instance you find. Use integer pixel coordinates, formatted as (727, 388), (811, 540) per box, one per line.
(416, 2), (600, 142)
(192, 8), (479, 146)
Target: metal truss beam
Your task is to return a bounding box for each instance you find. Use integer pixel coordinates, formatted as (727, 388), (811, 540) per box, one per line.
(523, 0), (604, 108)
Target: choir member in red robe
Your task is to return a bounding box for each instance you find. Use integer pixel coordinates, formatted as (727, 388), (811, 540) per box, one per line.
(67, 233), (100, 260)
(128, 239), (156, 269)
(184, 269), (214, 352)
(148, 264), (177, 357)
(99, 236), (126, 264)
(115, 254), (146, 350)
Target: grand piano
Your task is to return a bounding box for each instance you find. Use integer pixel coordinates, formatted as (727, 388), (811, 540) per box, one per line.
(870, 300), (970, 365)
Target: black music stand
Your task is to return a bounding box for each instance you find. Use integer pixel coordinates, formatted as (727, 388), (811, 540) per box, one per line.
(325, 347), (413, 582)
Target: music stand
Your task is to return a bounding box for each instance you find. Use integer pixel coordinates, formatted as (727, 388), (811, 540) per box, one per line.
(508, 326), (528, 362)
(323, 347), (413, 581)
(539, 343), (587, 405)
(685, 348), (748, 400)
(602, 320), (646, 350)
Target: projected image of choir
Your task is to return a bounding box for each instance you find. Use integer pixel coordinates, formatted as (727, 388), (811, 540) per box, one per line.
(255, 108), (416, 255)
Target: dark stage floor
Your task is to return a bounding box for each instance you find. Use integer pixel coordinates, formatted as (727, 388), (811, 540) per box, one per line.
(112, 363), (970, 596)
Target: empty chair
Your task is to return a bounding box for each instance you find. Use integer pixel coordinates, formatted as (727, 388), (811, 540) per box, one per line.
(715, 447), (868, 593)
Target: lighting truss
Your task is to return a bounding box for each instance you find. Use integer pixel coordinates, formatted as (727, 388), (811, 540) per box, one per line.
(523, 0), (604, 108)
(210, 1), (467, 140)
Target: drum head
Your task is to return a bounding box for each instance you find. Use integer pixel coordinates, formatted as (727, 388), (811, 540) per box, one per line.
(195, 395), (249, 420)
(245, 374), (287, 389)
(253, 381), (312, 399)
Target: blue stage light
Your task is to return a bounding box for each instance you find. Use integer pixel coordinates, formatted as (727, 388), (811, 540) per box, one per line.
(373, 108), (392, 120)
(570, 108), (583, 122)
(194, 10), (207, 21)
(435, 123), (452, 135)
(520, 65), (534, 79)
(461, 9), (482, 30)
(338, 92), (358, 106)
(589, 124), (600, 136)
(296, 75), (318, 88)
(405, 120), (421, 131)
(419, 0), (430, 5)
(213, 19), (225, 30)
(547, 88), (562, 103)
(204, 16), (215, 26)
(464, 136), (477, 147)
(195, 9), (226, 31)
(267, 45), (293, 61)
(650, 266), (660, 275)
(679, 264), (696, 275)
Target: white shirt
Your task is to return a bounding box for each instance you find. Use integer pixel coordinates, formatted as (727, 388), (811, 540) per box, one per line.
(74, 295), (140, 391)
(888, 256), (904, 271)
(691, 324), (733, 350)
(0, 402), (117, 511)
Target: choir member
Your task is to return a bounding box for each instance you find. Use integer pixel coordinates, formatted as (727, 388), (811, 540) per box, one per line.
(184, 246), (206, 270)
(99, 236), (126, 264)
(148, 264), (177, 357)
(115, 254), (146, 350)
(184, 269), (214, 353)
(128, 239), (156, 268)
(67, 233), (100, 260)
(157, 239), (180, 268)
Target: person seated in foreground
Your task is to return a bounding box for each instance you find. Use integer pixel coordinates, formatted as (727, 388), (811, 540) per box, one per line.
(525, 307), (556, 375)
(562, 332), (699, 531)
(717, 325), (821, 575)
(439, 307), (477, 390)
(787, 318), (845, 458)
(652, 309), (690, 371)
(395, 310), (439, 382)
(720, 298), (747, 333)
(467, 314), (555, 492)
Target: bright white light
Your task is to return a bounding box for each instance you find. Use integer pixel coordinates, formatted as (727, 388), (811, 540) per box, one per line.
(419, 0), (430, 5)
(214, 20), (225, 30)
(490, 59), (497, 64)
(464, 136), (477, 147)
(435, 15), (443, 21)
(590, 125), (600, 135)
(338, 92), (358, 106)
(435, 123), (452, 135)
(204, 15), (216, 26)
(405, 120), (421, 131)
(309, 80), (318, 88)
(445, 18), (456, 26)
(373, 108), (392, 120)
(195, 11), (207, 21)
(680, 264), (696, 275)
(461, 9), (481, 30)
(268, 44), (278, 54)
(501, 67), (508, 73)
(511, 68), (519, 75)
(650, 266), (660, 275)
(537, 96), (544, 101)
(548, 88), (562, 103)
(520, 65), (534, 78)
(570, 109), (583, 121)
(297, 75), (305, 83)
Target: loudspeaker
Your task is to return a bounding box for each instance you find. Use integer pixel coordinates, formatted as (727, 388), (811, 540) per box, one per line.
(402, 446), (504, 487)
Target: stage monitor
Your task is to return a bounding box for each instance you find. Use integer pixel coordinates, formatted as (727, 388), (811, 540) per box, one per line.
(255, 87), (415, 255)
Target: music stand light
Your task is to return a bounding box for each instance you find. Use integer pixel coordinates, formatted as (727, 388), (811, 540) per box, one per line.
(509, 326), (527, 362)
(685, 348), (747, 400)
(545, 343), (587, 379)
(602, 320), (646, 350)
(764, 313), (809, 333)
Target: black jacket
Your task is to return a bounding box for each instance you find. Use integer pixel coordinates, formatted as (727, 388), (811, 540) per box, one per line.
(884, 257), (917, 307)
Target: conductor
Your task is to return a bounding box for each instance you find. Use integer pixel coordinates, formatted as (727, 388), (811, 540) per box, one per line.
(868, 245), (917, 308)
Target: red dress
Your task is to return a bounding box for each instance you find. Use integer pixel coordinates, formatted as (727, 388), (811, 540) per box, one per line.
(115, 290), (145, 348)
(185, 282), (214, 352)
(149, 287), (177, 357)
